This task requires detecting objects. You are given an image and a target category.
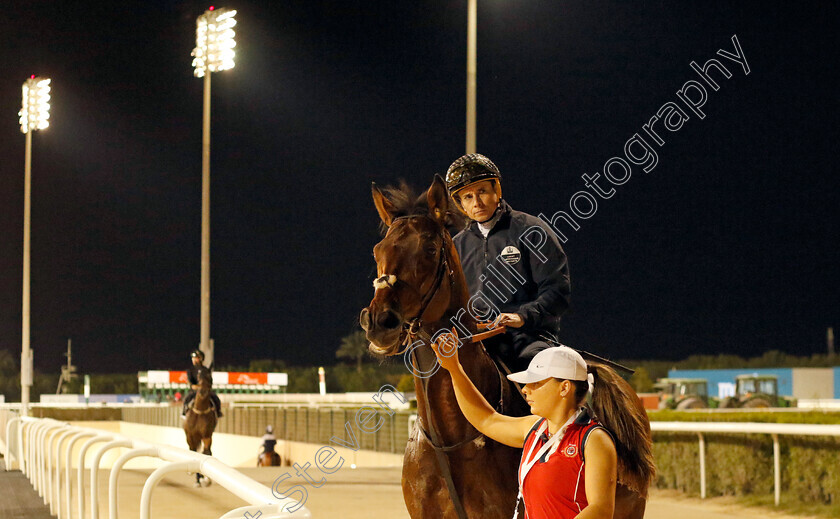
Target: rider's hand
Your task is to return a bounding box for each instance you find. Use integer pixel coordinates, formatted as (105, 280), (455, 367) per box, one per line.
(191, 384), (198, 390)
(430, 328), (462, 372)
(493, 313), (524, 329)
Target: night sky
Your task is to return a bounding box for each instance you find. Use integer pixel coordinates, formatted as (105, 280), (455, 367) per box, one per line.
(1, 1), (837, 375)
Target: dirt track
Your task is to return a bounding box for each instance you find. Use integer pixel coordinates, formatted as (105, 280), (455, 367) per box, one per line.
(94, 466), (817, 518)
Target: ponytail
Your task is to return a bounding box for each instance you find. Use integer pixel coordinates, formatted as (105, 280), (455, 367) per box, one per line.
(587, 362), (656, 496)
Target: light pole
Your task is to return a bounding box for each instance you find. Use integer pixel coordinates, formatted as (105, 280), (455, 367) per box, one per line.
(191, 6), (237, 367)
(466, 0), (477, 154)
(18, 76), (51, 417)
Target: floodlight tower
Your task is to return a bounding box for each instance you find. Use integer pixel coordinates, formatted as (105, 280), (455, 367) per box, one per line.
(18, 76), (51, 417)
(466, 0), (477, 154)
(191, 6), (237, 367)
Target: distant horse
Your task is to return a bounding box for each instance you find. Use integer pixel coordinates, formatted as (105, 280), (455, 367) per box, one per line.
(360, 176), (655, 519)
(257, 447), (282, 467)
(257, 428), (283, 467)
(184, 370), (217, 487)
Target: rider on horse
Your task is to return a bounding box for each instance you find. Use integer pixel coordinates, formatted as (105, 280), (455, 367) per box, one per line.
(446, 154), (572, 371)
(261, 424), (277, 453)
(181, 349), (223, 418)
(257, 425), (282, 466)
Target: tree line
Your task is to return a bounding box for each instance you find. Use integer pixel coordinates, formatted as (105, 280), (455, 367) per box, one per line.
(1, 334), (836, 401)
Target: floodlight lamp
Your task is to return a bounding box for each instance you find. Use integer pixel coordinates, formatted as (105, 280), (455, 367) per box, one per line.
(19, 77), (51, 133)
(191, 8), (237, 77)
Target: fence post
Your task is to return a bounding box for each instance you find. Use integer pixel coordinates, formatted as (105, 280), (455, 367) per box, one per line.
(772, 433), (780, 506)
(78, 435), (114, 519)
(109, 447), (157, 519)
(90, 440), (131, 519)
(697, 432), (706, 499)
(139, 460), (200, 519)
(391, 413), (397, 453)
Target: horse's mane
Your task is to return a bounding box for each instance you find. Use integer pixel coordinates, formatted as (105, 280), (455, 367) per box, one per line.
(377, 181), (467, 236)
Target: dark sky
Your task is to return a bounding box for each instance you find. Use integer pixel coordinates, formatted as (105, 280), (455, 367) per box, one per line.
(1, 1), (837, 375)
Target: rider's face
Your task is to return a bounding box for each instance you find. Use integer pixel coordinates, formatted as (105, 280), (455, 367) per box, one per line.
(457, 180), (499, 223)
(191, 356), (202, 366)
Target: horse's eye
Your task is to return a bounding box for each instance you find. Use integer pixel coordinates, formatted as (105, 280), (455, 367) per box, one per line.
(426, 247), (437, 256)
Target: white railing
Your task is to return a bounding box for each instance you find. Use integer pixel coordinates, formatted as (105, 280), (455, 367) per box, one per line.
(651, 421), (840, 506)
(4, 416), (311, 519)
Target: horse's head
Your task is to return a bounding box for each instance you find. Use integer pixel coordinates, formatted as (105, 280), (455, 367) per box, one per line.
(197, 370), (212, 396)
(360, 175), (465, 356)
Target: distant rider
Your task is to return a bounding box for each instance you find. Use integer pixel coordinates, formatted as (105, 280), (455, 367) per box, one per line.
(261, 425), (277, 453)
(181, 349), (223, 418)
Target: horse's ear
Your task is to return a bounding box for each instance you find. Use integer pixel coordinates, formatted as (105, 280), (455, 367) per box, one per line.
(427, 174), (449, 224)
(372, 182), (396, 226)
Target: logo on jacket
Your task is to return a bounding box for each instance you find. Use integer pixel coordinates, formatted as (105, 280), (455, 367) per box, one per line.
(564, 444), (577, 457)
(500, 245), (521, 265)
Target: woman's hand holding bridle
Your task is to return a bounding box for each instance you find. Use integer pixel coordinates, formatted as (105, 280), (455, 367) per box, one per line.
(430, 327), (462, 372)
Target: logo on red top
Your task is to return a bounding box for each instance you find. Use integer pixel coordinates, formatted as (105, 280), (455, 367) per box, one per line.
(564, 444), (577, 457)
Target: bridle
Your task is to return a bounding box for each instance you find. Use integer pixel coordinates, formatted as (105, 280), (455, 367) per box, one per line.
(372, 213), (508, 519)
(372, 215), (455, 352)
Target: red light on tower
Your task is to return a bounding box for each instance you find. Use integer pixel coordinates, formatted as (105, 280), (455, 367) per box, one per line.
(209, 6), (214, 10)
(31, 75), (35, 78)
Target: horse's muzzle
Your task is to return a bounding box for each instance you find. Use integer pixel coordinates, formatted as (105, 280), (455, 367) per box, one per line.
(360, 306), (403, 331)
(360, 306), (404, 354)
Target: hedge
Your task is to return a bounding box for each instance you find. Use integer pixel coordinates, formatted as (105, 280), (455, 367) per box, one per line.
(649, 410), (840, 512)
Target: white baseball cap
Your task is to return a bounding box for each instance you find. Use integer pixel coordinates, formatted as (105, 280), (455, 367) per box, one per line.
(507, 346), (588, 384)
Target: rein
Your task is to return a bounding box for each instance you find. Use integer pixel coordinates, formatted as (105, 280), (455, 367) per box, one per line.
(189, 405), (214, 415)
(189, 385), (214, 415)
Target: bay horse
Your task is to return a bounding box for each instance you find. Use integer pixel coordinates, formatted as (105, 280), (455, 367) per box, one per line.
(360, 175), (655, 519)
(258, 432), (283, 466)
(258, 448), (283, 467)
(184, 370), (217, 487)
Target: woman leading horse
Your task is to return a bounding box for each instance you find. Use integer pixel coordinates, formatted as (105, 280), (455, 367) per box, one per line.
(361, 175), (654, 518)
(432, 332), (652, 519)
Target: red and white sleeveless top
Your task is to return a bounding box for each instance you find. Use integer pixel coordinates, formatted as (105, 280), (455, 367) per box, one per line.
(518, 410), (606, 519)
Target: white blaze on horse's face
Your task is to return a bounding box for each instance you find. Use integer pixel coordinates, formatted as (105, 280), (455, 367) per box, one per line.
(372, 274), (397, 290)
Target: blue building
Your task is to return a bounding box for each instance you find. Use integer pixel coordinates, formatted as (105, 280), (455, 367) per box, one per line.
(667, 367), (840, 399)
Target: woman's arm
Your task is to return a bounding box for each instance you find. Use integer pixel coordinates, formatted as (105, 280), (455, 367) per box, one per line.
(431, 329), (538, 448)
(576, 429), (617, 519)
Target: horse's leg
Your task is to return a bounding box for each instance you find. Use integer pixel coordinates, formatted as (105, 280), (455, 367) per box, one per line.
(184, 422), (198, 452)
(402, 442), (454, 519)
(202, 436), (213, 457)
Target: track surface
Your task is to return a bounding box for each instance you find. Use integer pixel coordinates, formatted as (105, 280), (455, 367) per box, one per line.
(0, 459), (54, 519)
(27, 464), (815, 519)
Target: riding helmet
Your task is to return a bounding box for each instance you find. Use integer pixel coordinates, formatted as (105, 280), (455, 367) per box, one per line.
(190, 349), (205, 361)
(445, 153), (503, 203)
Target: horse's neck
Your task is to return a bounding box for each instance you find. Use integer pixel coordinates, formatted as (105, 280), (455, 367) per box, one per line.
(413, 235), (501, 443)
(194, 389), (211, 410)
(415, 315), (500, 445)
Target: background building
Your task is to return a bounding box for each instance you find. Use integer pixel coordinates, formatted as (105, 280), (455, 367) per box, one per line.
(668, 367), (840, 399)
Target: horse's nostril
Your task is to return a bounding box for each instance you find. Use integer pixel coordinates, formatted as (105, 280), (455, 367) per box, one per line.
(378, 309), (401, 330)
(359, 308), (371, 331)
